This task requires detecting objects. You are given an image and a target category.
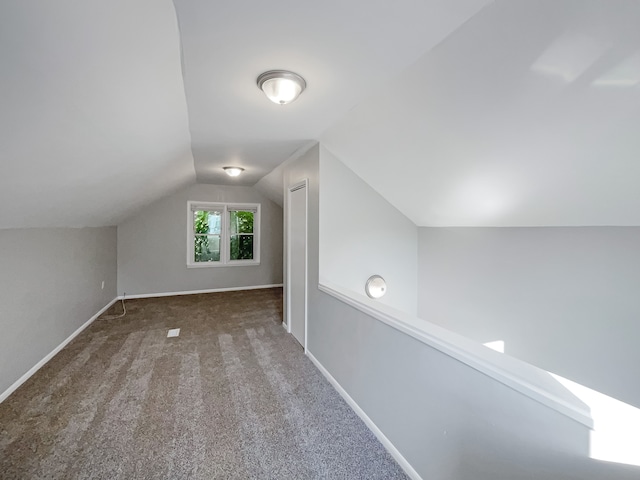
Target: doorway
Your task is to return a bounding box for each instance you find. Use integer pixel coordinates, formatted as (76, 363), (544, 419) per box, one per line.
(287, 180), (307, 350)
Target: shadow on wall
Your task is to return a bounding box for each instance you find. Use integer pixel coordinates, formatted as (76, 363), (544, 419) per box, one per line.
(484, 339), (640, 469)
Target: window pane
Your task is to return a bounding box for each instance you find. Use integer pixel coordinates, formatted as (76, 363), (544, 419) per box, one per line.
(194, 235), (220, 262)
(194, 210), (221, 234)
(230, 235), (253, 260)
(229, 210), (254, 234)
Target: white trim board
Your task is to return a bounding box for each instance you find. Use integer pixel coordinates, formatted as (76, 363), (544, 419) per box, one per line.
(118, 284), (283, 300)
(306, 351), (422, 480)
(286, 178), (308, 351)
(318, 281), (593, 429)
(0, 297), (119, 404)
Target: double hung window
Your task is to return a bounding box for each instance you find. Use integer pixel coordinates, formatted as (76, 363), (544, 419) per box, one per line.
(187, 201), (260, 267)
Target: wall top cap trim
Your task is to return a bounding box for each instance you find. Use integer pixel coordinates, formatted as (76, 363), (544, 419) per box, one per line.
(318, 280), (593, 429)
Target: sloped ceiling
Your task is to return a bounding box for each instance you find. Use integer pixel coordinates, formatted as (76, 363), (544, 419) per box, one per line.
(3, 0), (639, 229)
(0, 0), (195, 228)
(322, 0), (640, 226)
(172, 0), (492, 186)
(0, 0), (490, 228)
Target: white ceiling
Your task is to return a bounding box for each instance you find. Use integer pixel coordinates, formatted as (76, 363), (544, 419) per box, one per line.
(173, 0), (491, 186)
(0, 0), (195, 228)
(322, 0), (640, 226)
(2, 0), (640, 228)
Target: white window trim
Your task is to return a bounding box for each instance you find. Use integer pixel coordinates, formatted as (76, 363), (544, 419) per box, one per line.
(187, 201), (261, 268)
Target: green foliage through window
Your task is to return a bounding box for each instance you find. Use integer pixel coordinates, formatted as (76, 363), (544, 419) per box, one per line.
(192, 207), (255, 263)
(229, 210), (254, 260)
(194, 210), (220, 262)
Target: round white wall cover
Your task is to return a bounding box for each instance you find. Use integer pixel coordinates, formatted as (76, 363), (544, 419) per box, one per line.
(365, 275), (387, 299)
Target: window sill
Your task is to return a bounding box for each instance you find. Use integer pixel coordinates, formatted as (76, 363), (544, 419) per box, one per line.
(187, 261), (260, 268)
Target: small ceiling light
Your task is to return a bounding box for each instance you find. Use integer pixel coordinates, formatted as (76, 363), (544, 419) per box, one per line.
(365, 275), (387, 299)
(257, 70), (306, 105)
(223, 166), (244, 177)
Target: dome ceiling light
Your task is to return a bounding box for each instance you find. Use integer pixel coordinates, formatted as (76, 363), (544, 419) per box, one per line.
(223, 166), (244, 177)
(257, 70), (306, 105)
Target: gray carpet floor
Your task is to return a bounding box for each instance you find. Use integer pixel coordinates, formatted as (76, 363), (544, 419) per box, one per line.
(0, 288), (408, 479)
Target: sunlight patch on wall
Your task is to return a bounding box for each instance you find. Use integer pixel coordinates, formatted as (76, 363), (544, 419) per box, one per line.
(592, 52), (640, 87)
(483, 340), (505, 353)
(531, 32), (609, 83)
(550, 373), (640, 467)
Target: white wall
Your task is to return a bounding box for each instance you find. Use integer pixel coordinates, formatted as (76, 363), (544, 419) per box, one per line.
(0, 227), (117, 397)
(309, 290), (640, 479)
(117, 183), (283, 296)
(254, 141), (317, 208)
(269, 143), (640, 479)
(319, 146), (418, 314)
(418, 227), (640, 409)
(257, 143), (320, 335)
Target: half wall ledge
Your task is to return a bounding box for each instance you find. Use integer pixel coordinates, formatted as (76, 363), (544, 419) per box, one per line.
(317, 280), (593, 429)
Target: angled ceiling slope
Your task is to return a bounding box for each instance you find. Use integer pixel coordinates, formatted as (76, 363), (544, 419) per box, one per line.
(172, 0), (492, 186)
(0, 0), (195, 229)
(323, 0), (640, 227)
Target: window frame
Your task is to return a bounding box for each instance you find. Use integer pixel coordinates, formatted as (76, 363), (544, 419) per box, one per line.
(187, 201), (261, 268)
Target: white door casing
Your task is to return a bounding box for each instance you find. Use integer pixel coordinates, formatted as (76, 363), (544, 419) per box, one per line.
(287, 180), (308, 350)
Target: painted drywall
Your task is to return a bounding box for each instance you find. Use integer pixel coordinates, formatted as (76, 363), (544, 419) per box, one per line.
(320, 1), (640, 229)
(264, 141), (640, 478)
(418, 227), (640, 409)
(272, 143), (640, 478)
(117, 183), (283, 296)
(0, 1), (196, 229)
(279, 144), (321, 330)
(0, 227), (117, 396)
(319, 146), (418, 314)
(308, 291), (640, 479)
(254, 141), (318, 208)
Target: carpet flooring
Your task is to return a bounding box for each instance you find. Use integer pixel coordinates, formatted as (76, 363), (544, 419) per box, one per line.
(0, 288), (408, 479)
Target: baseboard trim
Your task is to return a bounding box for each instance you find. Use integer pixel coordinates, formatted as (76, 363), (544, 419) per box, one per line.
(118, 284), (284, 300)
(306, 351), (422, 480)
(0, 297), (119, 404)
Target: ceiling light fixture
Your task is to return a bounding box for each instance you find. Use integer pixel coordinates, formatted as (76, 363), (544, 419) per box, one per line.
(257, 70), (306, 105)
(223, 166), (244, 177)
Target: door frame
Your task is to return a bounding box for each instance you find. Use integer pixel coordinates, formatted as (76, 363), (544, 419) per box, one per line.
(286, 179), (308, 352)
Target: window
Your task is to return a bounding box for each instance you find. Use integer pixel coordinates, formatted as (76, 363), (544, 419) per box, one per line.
(187, 201), (260, 267)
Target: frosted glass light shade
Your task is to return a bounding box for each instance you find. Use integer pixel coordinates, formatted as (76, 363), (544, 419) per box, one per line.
(365, 275), (387, 299)
(257, 70), (306, 105)
(223, 167), (244, 177)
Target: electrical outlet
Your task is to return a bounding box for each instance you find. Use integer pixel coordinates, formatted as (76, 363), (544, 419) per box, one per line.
(101, 281), (105, 290)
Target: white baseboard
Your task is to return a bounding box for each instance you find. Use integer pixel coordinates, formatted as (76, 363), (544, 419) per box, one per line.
(118, 283), (284, 300)
(0, 297), (119, 404)
(306, 351), (422, 480)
